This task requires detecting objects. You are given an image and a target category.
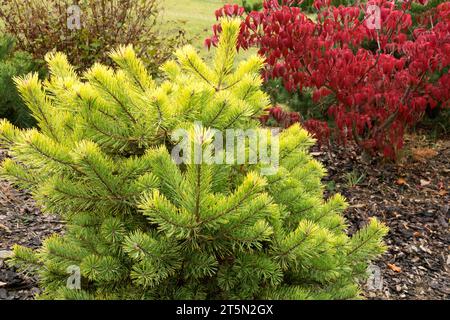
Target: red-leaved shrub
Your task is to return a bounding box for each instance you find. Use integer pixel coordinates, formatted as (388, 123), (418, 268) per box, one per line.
(207, 0), (450, 158)
(260, 106), (301, 127)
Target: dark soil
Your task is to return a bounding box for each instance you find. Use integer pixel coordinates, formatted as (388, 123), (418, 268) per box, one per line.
(0, 134), (448, 300)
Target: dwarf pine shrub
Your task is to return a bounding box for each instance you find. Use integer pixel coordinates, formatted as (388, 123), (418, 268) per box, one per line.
(0, 20), (387, 300)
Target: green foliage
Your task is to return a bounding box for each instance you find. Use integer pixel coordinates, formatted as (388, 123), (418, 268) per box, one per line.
(298, 0), (316, 12)
(283, 0), (359, 13)
(0, 35), (40, 127)
(414, 107), (450, 139)
(239, 1), (365, 15)
(345, 170), (366, 188)
(0, 0), (185, 75)
(264, 79), (325, 120)
(1, 19), (387, 300)
(410, 0), (445, 15)
(242, 0), (264, 12)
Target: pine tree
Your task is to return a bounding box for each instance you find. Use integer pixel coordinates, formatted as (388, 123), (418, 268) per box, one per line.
(0, 19), (387, 300)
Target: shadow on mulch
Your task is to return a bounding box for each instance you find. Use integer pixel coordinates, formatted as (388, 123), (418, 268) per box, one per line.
(0, 134), (448, 300)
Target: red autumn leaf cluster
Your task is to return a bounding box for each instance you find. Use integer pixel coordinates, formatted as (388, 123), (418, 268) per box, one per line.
(207, 0), (450, 159)
(260, 106), (302, 127)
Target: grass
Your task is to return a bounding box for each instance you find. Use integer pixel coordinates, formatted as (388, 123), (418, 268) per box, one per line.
(162, 0), (231, 50)
(345, 170), (366, 188)
(161, 0), (257, 62)
(161, 0), (315, 60)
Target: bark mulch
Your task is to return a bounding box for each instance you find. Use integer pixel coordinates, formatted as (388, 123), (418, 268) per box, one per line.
(0, 134), (448, 300)
(313, 133), (449, 300)
(0, 149), (63, 300)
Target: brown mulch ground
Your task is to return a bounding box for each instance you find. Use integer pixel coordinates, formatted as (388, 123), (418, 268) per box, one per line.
(314, 133), (449, 300)
(0, 149), (64, 300)
(0, 134), (449, 300)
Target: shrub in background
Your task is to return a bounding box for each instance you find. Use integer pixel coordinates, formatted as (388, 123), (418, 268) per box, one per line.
(259, 105), (331, 144)
(1, 20), (386, 300)
(0, 0), (184, 75)
(209, 0), (450, 159)
(0, 35), (40, 128)
(290, 0), (358, 13)
(241, 0), (358, 13)
(259, 105), (301, 128)
(242, 0), (264, 12)
(410, 0), (445, 20)
(408, 0), (450, 128)
(263, 78), (325, 120)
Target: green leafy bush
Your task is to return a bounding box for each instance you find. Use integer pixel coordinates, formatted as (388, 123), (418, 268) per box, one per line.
(0, 35), (40, 127)
(0, 0), (184, 75)
(1, 20), (387, 300)
(247, 0), (359, 13)
(410, 0), (445, 17)
(242, 0), (264, 12)
(263, 79), (323, 120)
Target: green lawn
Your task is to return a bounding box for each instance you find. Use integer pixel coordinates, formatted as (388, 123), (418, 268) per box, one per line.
(162, 0), (232, 51)
(161, 0), (313, 61)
